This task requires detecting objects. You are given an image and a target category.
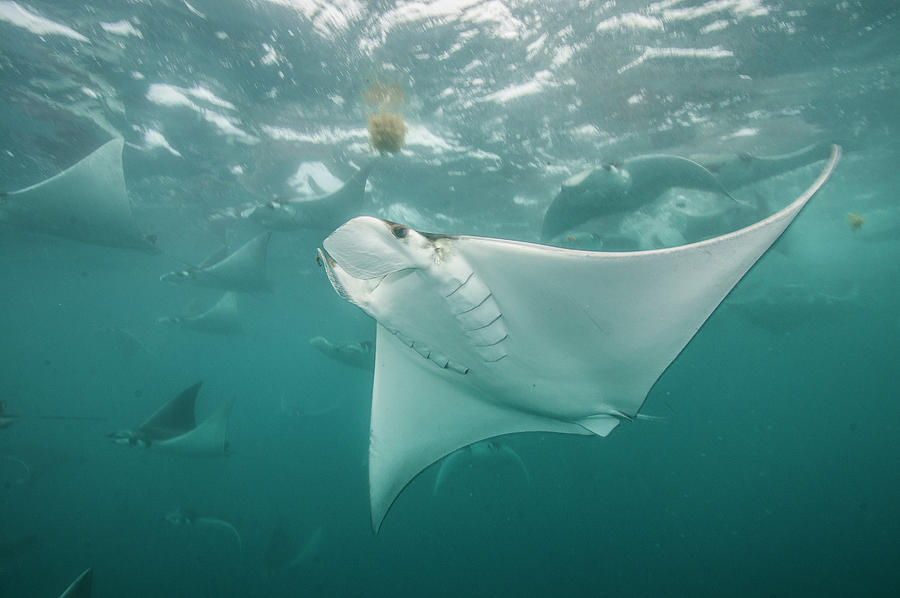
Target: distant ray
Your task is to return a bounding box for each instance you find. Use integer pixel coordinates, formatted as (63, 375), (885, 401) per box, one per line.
(541, 142), (833, 242)
(264, 519), (324, 578)
(432, 440), (530, 496)
(108, 381), (232, 457)
(95, 326), (154, 360)
(160, 232), (271, 291)
(0, 138), (159, 253)
(309, 336), (374, 370)
(542, 154), (739, 241)
(243, 162), (375, 231)
(164, 508), (243, 550)
(695, 141), (833, 190)
(157, 292), (242, 334)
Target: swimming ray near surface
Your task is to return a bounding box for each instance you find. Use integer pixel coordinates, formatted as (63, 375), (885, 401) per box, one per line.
(0, 138), (159, 254)
(58, 568), (92, 598)
(157, 292), (242, 334)
(107, 381), (232, 457)
(242, 162), (375, 231)
(160, 232), (272, 291)
(164, 508), (243, 550)
(317, 145), (841, 532)
(541, 141), (834, 242)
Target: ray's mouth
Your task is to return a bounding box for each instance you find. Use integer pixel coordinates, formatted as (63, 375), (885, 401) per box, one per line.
(316, 247), (351, 301)
(316, 247), (338, 275)
(315, 247), (335, 269)
(316, 247), (387, 304)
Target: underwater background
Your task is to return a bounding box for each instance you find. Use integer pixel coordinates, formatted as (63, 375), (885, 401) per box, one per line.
(1, 1), (898, 596)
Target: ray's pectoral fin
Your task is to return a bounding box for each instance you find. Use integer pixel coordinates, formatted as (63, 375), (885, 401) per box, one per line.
(153, 400), (233, 457)
(1, 138), (158, 254)
(58, 567), (92, 598)
(369, 324), (588, 532)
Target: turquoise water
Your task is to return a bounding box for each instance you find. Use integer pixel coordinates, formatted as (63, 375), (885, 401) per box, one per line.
(1, 1), (898, 596)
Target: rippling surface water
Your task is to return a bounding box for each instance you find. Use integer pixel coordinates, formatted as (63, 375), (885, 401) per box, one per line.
(1, 1), (898, 596)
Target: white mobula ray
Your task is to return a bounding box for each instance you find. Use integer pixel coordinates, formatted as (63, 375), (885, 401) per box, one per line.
(318, 146), (841, 532)
(0, 138), (159, 254)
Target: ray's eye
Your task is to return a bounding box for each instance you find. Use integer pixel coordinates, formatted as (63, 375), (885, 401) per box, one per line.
(390, 224), (408, 239)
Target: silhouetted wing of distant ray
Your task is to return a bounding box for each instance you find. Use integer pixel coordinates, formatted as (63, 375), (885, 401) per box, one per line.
(0, 138), (158, 254)
(318, 145), (841, 532)
(138, 381), (201, 440)
(158, 292), (242, 334)
(58, 568), (92, 598)
(153, 400), (232, 456)
(697, 141), (833, 191)
(160, 232), (271, 291)
(245, 162), (375, 231)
